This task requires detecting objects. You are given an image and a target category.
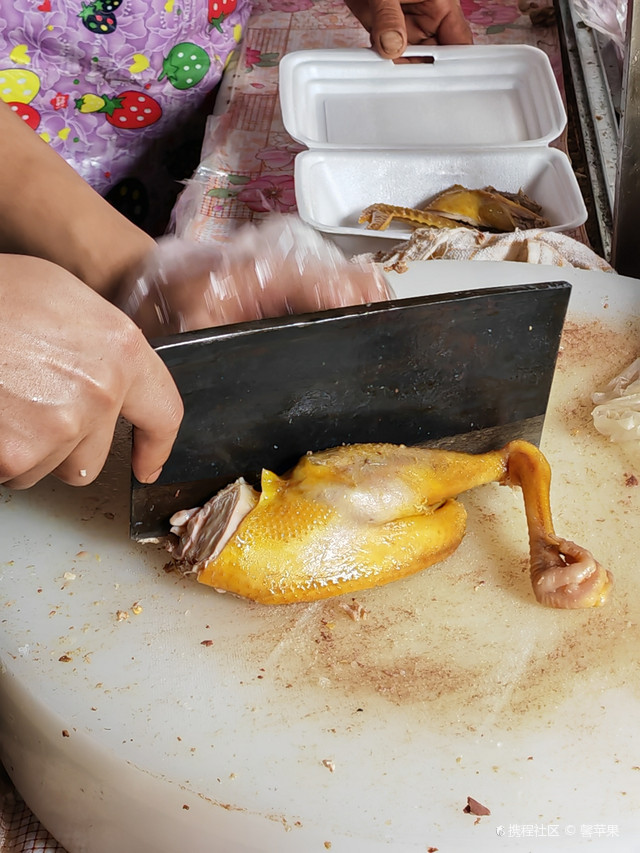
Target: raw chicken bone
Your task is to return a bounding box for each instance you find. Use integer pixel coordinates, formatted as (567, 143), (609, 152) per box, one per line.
(168, 440), (612, 609)
(360, 185), (549, 233)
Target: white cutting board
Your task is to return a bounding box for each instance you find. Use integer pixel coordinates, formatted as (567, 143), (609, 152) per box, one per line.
(1, 261), (639, 853)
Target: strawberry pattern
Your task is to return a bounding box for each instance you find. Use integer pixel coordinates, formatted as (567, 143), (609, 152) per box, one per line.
(8, 100), (41, 129)
(0, 0), (252, 234)
(209, 0), (238, 32)
(75, 90), (163, 127)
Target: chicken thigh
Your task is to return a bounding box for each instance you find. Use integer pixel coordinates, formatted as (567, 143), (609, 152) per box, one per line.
(169, 440), (612, 609)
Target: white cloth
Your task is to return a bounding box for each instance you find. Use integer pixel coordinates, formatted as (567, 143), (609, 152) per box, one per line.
(592, 358), (640, 442)
(362, 227), (613, 273)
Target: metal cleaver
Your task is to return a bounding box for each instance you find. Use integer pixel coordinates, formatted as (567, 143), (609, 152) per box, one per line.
(130, 281), (571, 540)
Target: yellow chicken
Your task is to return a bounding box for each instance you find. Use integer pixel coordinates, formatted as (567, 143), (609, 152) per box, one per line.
(359, 185), (549, 233)
(169, 440), (612, 609)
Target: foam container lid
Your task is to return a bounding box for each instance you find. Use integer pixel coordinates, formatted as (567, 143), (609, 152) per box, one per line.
(279, 45), (567, 150)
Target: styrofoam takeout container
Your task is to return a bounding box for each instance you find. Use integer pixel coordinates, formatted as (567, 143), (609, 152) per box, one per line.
(279, 46), (587, 239)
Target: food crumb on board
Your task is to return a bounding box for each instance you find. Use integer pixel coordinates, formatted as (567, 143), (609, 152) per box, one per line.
(116, 610), (129, 622)
(131, 601), (143, 615)
(464, 796), (491, 816)
(324, 843), (332, 850)
(322, 759), (335, 773)
(338, 599), (368, 621)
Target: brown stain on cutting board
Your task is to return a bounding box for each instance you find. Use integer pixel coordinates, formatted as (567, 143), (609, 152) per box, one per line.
(238, 314), (640, 735)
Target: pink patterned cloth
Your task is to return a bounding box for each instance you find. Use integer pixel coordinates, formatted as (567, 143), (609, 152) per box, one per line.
(0, 0), (252, 233)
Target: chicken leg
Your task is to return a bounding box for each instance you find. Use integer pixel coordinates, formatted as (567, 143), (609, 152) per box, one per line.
(169, 440), (612, 609)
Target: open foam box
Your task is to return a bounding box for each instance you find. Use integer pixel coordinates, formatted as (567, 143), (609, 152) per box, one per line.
(279, 46), (587, 242)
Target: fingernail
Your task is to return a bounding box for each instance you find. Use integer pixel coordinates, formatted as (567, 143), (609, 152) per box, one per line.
(144, 466), (163, 484)
(380, 31), (404, 56)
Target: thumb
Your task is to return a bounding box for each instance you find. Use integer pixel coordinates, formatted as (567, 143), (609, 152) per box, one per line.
(368, 0), (408, 58)
(122, 341), (184, 483)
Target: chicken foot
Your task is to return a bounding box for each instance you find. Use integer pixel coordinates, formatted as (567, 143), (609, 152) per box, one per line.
(502, 441), (613, 608)
(168, 440), (612, 609)
(359, 203), (460, 232)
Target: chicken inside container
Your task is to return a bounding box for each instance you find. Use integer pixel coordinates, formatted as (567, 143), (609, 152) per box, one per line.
(360, 185), (549, 233)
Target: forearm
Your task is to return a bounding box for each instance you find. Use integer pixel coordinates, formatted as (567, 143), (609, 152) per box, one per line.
(0, 103), (155, 297)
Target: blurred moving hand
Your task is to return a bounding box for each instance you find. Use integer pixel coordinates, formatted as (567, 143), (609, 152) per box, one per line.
(119, 216), (393, 338)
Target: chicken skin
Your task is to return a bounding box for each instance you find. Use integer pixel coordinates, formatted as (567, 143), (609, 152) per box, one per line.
(169, 440), (612, 609)
(423, 185), (549, 231)
(359, 185), (549, 234)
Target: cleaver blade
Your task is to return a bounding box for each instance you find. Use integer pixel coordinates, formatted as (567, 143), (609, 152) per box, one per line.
(130, 281), (571, 541)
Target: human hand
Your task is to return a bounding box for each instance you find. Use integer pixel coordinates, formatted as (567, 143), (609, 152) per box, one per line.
(0, 255), (183, 489)
(346, 0), (472, 58)
(118, 215), (393, 338)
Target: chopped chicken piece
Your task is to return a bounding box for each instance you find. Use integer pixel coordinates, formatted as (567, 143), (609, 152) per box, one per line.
(359, 185), (549, 233)
(168, 441), (612, 609)
(464, 796), (491, 816)
(425, 184), (548, 230)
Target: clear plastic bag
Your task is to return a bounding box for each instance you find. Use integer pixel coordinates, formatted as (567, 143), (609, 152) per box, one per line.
(591, 357), (640, 442)
(572, 0), (627, 59)
(118, 214), (392, 338)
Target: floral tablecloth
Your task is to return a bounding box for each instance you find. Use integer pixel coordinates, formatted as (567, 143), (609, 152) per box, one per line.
(173, 0), (573, 243)
(0, 0), (574, 850)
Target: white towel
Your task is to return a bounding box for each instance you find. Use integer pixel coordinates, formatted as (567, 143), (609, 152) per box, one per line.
(360, 226), (613, 274)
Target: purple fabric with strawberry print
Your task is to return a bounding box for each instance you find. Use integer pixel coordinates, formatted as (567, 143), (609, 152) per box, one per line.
(0, 0), (252, 234)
